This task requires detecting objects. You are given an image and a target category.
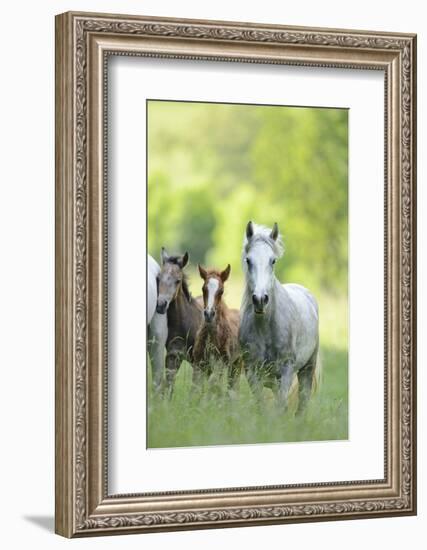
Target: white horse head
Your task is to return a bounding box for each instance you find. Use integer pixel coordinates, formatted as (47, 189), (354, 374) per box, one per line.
(242, 221), (284, 314)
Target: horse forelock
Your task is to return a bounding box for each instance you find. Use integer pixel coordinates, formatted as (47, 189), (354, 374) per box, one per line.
(243, 223), (284, 258)
(204, 269), (223, 282)
(165, 255), (184, 266)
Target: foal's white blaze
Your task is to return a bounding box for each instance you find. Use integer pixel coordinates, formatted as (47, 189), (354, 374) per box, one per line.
(206, 277), (219, 311)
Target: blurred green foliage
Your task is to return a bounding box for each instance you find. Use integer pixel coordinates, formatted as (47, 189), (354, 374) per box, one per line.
(148, 100), (348, 295)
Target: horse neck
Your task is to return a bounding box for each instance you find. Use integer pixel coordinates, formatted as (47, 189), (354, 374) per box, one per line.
(215, 298), (228, 318)
(169, 286), (200, 324)
(218, 300), (236, 332)
(266, 278), (283, 319)
(272, 277), (286, 301)
(171, 287), (189, 314)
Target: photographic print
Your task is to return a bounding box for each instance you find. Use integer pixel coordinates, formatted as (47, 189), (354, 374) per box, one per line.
(147, 99), (348, 448)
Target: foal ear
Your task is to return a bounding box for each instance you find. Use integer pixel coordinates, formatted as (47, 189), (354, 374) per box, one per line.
(246, 221), (254, 240)
(220, 264), (231, 282)
(161, 247), (169, 264)
(179, 251), (189, 269)
(198, 264), (207, 280)
(270, 222), (279, 241)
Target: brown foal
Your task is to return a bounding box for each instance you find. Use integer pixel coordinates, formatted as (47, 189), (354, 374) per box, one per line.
(193, 264), (241, 389)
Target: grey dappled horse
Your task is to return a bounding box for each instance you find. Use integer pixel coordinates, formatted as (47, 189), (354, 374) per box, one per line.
(239, 222), (320, 413)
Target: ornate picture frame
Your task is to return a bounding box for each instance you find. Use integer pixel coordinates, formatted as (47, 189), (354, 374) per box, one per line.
(55, 11), (417, 537)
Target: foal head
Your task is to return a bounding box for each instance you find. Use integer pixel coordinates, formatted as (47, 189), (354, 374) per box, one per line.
(198, 264), (231, 323)
(243, 221), (284, 315)
(156, 248), (189, 314)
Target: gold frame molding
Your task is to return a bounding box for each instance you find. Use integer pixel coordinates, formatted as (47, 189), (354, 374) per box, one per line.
(55, 11), (417, 537)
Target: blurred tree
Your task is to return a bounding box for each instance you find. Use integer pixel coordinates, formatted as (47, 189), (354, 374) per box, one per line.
(251, 107), (348, 291)
(177, 185), (216, 266)
(147, 101), (348, 295)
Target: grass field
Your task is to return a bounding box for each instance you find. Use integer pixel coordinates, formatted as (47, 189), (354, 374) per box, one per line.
(147, 290), (348, 448)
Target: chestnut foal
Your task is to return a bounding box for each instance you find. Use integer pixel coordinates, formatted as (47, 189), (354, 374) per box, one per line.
(193, 264), (241, 389)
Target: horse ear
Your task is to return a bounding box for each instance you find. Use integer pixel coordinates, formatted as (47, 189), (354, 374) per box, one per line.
(270, 222), (279, 241)
(246, 221), (254, 240)
(221, 264), (231, 282)
(180, 251), (189, 269)
(161, 247), (169, 264)
(198, 264), (207, 280)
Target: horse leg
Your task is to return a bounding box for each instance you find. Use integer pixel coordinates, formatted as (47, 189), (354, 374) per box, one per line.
(227, 357), (241, 394)
(192, 331), (210, 388)
(277, 363), (294, 412)
(191, 362), (205, 393)
(148, 313), (167, 394)
(296, 351), (317, 415)
(208, 360), (224, 398)
(246, 363), (265, 408)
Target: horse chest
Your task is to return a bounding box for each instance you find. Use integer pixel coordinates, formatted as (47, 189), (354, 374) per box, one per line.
(167, 301), (201, 351)
(243, 317), (285, 362)
(203, 326), (228, 356)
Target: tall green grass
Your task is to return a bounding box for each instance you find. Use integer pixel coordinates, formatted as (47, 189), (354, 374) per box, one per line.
(147, 293), (348, 448)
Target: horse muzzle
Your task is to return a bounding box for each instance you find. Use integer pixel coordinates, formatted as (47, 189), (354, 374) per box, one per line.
(156, 299), (168, 314)
(252, 293), (269, 315)
(204, 309), (215, 323)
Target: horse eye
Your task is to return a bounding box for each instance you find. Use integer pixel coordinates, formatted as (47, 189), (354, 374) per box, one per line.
(271, 258), (276, 265)
(246, 258), (251, 268)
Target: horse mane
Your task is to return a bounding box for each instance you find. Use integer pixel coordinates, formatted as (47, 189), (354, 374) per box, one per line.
(242, 223), (285, 258)
(180, 273), (192, 302)
(204, 268), (222, 279)
(165, 255), (192, 302)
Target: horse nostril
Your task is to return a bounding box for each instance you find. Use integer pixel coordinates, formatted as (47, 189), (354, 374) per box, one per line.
(252, 294), (258, 306)
(264, 294), (269, 305)
(156, 300), (167, 314)
(204, 309), (215, 322)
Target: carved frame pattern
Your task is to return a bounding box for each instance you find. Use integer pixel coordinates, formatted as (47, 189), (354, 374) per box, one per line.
(55, 11), (416, 537)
